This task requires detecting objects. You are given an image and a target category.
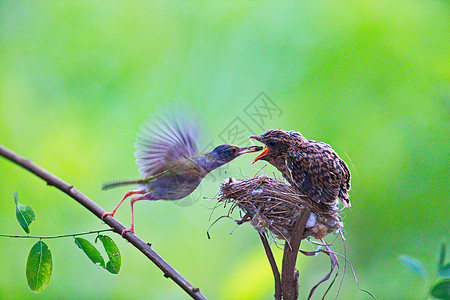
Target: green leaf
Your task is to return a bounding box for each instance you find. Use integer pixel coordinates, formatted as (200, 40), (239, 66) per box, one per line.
(399, 254), (428, 279)
(439, 263), (450, 278)
(14, 192), (35, 234)
(96, 235), (121, 274)
(430, 279), (450, 299)
(26, 241), (52, 293)
(439, 243), (446, 269)
(14, 191), (19, 205)
(75, 237), (105, 268)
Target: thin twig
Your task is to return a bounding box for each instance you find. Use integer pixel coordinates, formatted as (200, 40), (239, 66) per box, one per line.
(0, 144), (207, 300)
(281, 207), (311, 300)
(0, 228), (113, 239)
(259, 232), (282, 300)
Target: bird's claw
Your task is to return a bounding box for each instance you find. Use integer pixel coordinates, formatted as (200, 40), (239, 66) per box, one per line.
(101, 211), (115, 221)
(121, 227), (134, 237)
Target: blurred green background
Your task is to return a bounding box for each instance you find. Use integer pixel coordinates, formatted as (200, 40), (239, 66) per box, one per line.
(1, 1), (449, 299)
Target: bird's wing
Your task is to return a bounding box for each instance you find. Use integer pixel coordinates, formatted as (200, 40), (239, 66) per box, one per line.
(134, 109), (200, 177)
(339, 157), (351, 191)
(337, 157), (352, 206)
(287, 153), (323, 200)
(287, 147), (339, 204)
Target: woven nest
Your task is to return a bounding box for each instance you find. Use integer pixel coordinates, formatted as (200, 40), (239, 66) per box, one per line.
(218, 175), (343, 241)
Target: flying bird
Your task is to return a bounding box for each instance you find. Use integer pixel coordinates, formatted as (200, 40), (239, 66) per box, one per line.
(250, 129), (351, 207)
(102, 110), (262, 235)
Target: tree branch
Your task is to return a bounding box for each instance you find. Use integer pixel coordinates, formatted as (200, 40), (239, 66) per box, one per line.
(0, 144), (207, 300)
(281, 207), (311, 300)
(259, 232), (282, 300)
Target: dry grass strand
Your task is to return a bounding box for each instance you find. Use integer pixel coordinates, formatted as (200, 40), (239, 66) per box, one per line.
(218, 175), (344, 241)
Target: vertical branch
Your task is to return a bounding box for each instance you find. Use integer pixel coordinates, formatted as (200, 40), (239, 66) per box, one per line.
(281, 207), (311, 300)
(259, 232), (282, 300)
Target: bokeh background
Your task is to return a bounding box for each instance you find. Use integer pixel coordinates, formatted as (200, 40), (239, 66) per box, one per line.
(0, 1), (448, 299)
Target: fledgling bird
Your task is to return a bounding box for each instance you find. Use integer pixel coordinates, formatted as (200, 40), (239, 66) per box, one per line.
(250, 129), (351, 207)
(102, 111), (262, 235)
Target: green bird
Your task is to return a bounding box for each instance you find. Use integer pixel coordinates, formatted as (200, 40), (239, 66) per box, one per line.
(102, 110), (262, 235)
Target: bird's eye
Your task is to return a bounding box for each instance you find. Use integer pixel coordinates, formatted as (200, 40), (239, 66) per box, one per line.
(268, 140), (277, 147)
(231, 148), (238, 154)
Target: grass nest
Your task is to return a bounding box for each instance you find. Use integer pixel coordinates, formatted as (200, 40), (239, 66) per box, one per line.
(218, 175), (344, 241)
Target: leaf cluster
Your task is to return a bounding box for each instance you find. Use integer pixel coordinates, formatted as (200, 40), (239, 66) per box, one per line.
(399, 242), (450, 299)
(12, 192), (121, 293)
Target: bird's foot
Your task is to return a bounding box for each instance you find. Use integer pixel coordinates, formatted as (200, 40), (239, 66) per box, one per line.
(101, 211), (115, 221)
(121, 227), (134, 237)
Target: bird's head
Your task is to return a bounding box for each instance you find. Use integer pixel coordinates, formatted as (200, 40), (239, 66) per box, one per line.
(210, 144), (263, 166)
(250, 129), (301, 163)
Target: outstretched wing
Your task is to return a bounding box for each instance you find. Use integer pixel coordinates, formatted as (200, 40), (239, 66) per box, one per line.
(134, 109), (200, 178)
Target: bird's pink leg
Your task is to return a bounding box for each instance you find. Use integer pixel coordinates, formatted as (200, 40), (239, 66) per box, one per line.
(121, 195), (148, 236)
(102, 190), (145, 220)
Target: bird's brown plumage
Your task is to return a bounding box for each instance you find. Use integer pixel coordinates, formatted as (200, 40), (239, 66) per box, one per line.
(251, 129), (351, 207)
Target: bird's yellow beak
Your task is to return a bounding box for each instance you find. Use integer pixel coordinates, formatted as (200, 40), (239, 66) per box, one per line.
(252, 146), (268, 163)
(238, 145), (263, 155)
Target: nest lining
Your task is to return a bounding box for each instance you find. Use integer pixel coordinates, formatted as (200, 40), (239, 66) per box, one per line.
(218, 175), (343, 241)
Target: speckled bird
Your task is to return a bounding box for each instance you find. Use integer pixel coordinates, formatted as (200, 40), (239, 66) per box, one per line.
(250, 129), (351, 207)
(102, 110), (262, 235)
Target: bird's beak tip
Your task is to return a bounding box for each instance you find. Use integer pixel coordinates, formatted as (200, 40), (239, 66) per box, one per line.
(249, 135), (262, 142)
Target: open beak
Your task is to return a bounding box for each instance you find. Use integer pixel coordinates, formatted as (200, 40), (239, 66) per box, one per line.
(238, 145), (264, 155)
(249, 135), (268, 163)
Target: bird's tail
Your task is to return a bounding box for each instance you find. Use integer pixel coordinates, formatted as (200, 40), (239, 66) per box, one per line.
(102, 170), (169, 190)
(102, 179), (148, 190)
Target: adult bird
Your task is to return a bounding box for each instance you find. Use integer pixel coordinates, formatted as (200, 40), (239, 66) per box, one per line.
(250, 129), (351, 207)
(102, 110), (262, 235)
